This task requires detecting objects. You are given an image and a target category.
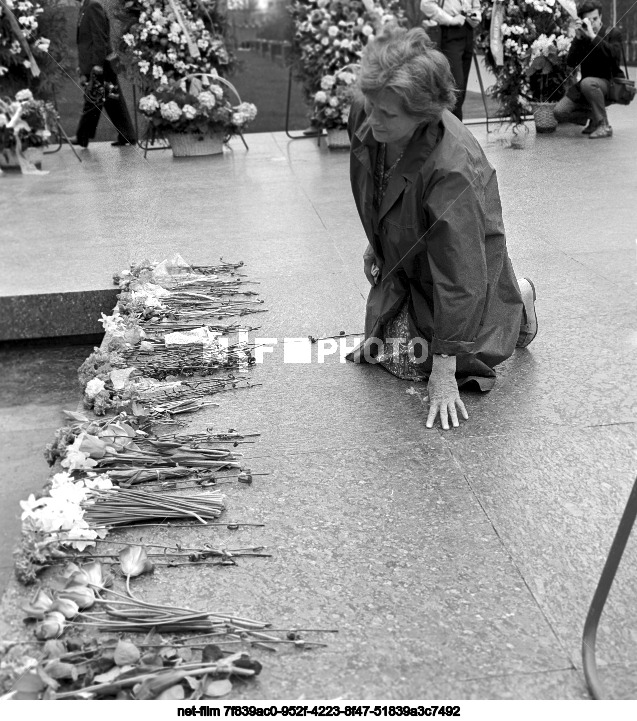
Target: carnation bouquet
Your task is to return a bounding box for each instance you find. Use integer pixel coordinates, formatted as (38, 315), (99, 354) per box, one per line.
(477, 0), (575, 125)
(312, 67), (357, 130)
(138, 77), (257, 138)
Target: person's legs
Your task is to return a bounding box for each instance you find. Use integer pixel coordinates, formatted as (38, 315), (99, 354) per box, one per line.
(553, 94), (590, 125)
(457, 26), (474, 119)
(579, 77), (610, 126)
(102, 61), (137, 145)
(75, 86), (101, 146)
(440, 26), (469, 120)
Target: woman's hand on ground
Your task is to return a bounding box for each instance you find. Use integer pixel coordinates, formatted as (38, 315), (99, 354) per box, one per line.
(425, 355), (468, 430)
(363, 245), (382, 286)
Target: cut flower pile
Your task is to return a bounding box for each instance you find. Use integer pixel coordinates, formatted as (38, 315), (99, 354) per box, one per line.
(4, 254), (336, 700)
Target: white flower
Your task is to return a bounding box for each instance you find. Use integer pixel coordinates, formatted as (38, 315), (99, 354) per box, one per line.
(338, 71), (356, 85)
(50, 471), (74, 489)
(15, 88), (33, 102)
(34, 37), (50, 53)
(20, 493), (45, 520)
(139, 94), (159, 113)
(61, 449), (98, 471)
(198, 91), (216, 109)
(321, 75), (335, 90)
(210, 85), (224, 101)
(122, 33), (135, 47)
(138, 60), (150, 74)
(85, 378), (105, 399)
(314, 90), (328, 104)
(182, 104), (196, 120)
(59, 526), (98, 552)
(49, 482), (88, 506)
(329, 97), (340, 108)
(328, 25), (338, 37)
(84, 475), (114, 492)
(159, 101), (182, 122)
(362, 24), (374, 36)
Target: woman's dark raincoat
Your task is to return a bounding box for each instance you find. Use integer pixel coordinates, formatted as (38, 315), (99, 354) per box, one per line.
(348, 102), (524, 390)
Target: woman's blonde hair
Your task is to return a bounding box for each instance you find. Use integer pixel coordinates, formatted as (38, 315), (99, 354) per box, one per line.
(358, 24), (457, 121)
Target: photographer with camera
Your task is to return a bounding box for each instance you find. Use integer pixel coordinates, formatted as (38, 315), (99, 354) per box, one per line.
(419, 0), (481, 121)
(70, 0), (137, 148)
(553, 0), (623, 139)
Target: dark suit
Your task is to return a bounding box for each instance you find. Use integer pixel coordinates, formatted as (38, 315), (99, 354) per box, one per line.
(76, 0), (136, 145)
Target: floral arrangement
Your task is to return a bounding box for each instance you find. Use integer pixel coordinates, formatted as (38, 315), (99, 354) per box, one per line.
(477, 0), (575, 125)
(0, 88), (57, 162)
(138, 79), (257, 138)
(0, 0), (49, 80)
(312, 67), (357, 130)
(119, 0), (235, 90)
(288, 0), (404, 128)
(525, 32), (572, 102)
(0, 0), (70, 98)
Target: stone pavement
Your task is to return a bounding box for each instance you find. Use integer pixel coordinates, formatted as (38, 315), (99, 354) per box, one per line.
(0, 104), (636, 700)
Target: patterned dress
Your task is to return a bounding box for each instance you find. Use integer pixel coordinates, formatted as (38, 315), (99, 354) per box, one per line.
(372, 144), (427, 381)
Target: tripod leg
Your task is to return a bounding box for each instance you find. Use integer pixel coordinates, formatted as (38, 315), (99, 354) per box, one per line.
(57, 121), (83, 163)
(473, 53), (490, 134)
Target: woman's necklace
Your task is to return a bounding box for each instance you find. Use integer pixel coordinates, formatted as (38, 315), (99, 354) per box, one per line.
(381, 143), (405, 178)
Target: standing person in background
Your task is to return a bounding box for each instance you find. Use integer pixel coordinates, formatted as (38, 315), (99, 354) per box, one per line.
(419, 0), (481, 121)
(71, 0), (137, 148)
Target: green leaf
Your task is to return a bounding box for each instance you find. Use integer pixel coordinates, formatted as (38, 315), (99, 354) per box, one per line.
(201, 644), (224, 663)
(114, 639), (141, 666)
(12, 672), (46, 700)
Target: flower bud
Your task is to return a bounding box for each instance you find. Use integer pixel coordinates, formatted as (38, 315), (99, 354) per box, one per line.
(58, 585), (95, 610)
(35, 611), (66, 640)
(21, 588), (53, 620)
(119, 545), (154, 578)
(50, 597), (80, 619)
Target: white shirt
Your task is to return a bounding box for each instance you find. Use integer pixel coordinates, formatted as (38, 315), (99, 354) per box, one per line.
(420, 0), (482, 26)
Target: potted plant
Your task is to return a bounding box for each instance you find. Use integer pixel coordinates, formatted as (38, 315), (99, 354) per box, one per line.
(138, 77), (257, 156)
(525, 32), (572, 132)
(0, 89), (57, 172)
(312, 67), (357, 148)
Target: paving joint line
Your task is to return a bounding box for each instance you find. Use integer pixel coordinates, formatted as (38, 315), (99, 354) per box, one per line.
(441, 437), (578, 670)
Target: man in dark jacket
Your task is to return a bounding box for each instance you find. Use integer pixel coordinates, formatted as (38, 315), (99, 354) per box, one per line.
(554, 0), (623, 139)
(72, 0), (136, 148)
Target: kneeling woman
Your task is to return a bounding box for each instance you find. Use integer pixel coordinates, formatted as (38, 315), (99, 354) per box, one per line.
(347, 24), (537, 430)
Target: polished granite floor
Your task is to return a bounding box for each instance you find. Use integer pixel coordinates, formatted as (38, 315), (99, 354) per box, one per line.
(0, 104), (636, 700)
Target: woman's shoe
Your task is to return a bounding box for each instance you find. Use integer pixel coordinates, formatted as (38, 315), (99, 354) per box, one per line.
(516, 278), (538, 348)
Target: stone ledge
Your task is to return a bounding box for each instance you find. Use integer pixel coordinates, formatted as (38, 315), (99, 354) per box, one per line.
(0, 289), (119, 341)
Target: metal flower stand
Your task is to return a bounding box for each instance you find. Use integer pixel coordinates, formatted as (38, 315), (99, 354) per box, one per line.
(582, 475), (637, 699)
